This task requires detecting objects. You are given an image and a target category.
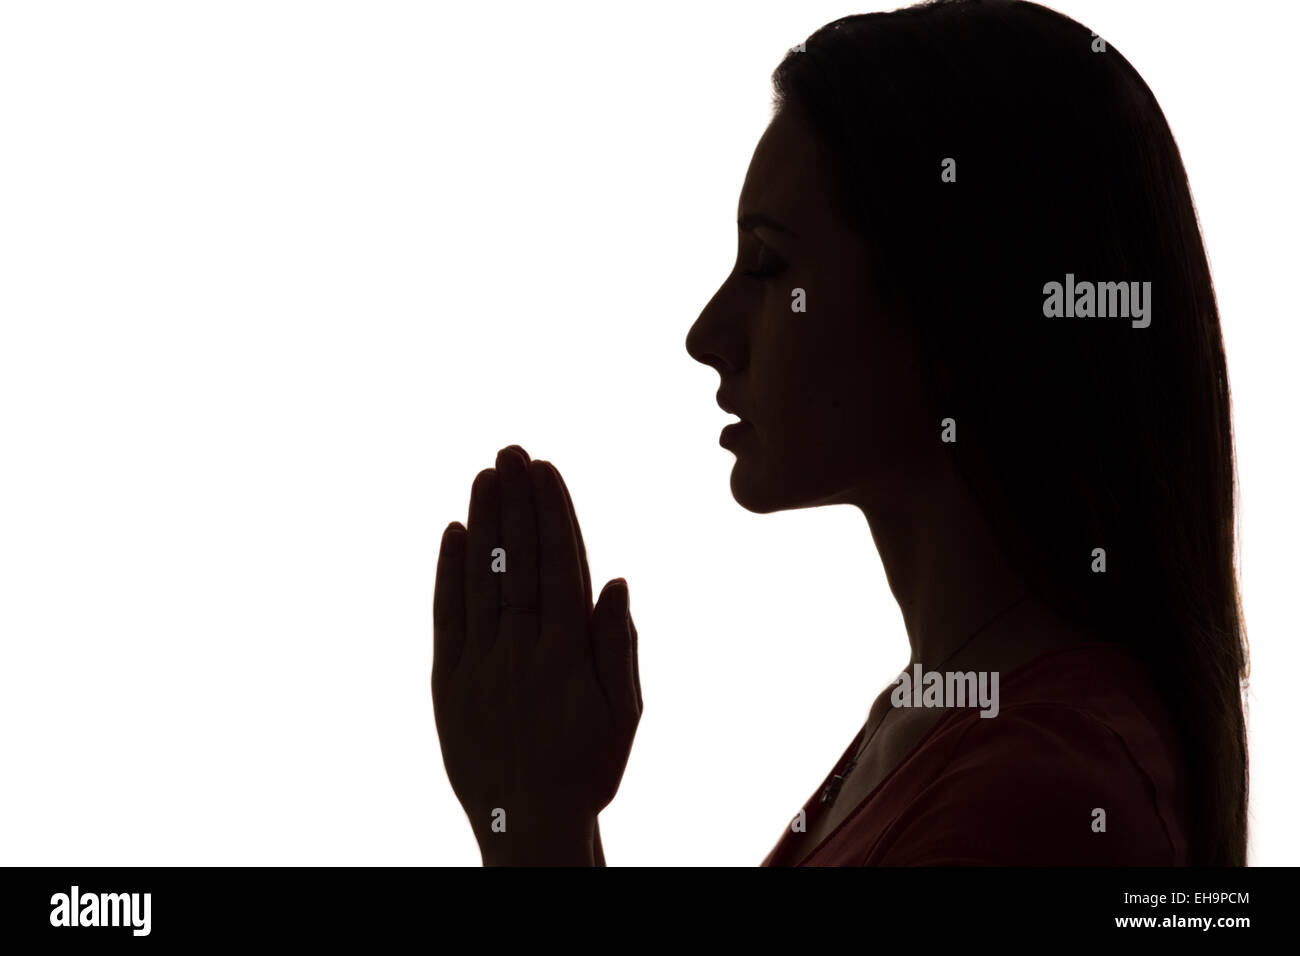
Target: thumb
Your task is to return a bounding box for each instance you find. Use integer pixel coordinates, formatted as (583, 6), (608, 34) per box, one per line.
(592, 578), (641, 726)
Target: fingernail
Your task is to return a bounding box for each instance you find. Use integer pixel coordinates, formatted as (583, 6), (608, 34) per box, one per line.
(609, 579), (629, 618)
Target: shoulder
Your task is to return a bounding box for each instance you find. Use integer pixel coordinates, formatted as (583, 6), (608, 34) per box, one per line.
(866, 648), (1190, 865)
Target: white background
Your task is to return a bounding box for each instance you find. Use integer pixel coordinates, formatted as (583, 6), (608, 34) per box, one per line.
(1, 0), (1295, 866)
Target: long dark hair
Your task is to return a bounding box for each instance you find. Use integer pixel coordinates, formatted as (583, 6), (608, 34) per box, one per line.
(773, 0), (1248, 865)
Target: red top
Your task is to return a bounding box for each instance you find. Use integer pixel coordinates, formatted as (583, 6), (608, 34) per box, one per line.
(760, 642), (1190, 866)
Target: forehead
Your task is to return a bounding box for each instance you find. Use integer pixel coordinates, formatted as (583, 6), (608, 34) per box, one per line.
(736, 106), (834, 226)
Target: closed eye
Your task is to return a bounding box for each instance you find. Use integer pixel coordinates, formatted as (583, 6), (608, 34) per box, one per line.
(738, 248), (787, 280)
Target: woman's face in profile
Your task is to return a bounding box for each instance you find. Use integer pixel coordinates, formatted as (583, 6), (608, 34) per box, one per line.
(687, 104), (934, 515)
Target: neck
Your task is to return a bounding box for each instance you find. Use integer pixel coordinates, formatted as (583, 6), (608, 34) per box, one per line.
(854, 468), (1030, 670)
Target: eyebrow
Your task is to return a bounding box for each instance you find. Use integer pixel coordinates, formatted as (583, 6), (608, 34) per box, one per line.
(737, 211), (797, 237)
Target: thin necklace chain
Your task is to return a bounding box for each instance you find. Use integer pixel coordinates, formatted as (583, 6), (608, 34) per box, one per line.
(819, 591), (1031, 807)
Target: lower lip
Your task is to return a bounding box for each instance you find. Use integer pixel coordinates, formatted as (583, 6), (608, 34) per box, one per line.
(720, 421), (752, 446)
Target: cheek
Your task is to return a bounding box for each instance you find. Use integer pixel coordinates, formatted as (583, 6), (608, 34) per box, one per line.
(749, 305), (827, 436)
(751, 300), (924, 482)
(742, 306), (863, 476)
(831, 325), (930, 461)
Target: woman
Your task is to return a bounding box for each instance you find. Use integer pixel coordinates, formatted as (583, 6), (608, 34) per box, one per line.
(432, 0), (1249, 866)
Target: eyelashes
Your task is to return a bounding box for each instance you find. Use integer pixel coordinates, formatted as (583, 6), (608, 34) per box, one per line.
(738, 247), (787, 280)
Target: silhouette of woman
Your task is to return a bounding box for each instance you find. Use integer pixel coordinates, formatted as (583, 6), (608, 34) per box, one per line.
(433, 0), (1248, 866)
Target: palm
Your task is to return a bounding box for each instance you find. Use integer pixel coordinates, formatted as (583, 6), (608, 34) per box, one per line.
(432, 445), (641, 839)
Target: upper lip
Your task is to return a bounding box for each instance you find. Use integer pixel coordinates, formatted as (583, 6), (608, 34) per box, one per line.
(716, 391), (747, 421)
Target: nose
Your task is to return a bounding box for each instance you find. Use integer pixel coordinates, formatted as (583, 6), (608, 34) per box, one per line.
(686, 282), (745, 374)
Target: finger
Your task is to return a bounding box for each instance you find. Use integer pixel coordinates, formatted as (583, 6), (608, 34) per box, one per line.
(508, 452), (591, 620)
(465, 467), (502, 654)
(548, 461), (593, 616)
(630, 613), (642, 715)
(432, 521), (468, 702)
(496, 446), (539, 642)
(592, 578), (639, 727)
(529, 459), (586, 656)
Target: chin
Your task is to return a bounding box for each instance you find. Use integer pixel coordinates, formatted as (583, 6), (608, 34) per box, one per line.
(728, 454), (837, 514)
(730, 475), (782, 514)
(724, 449), (774, 513)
